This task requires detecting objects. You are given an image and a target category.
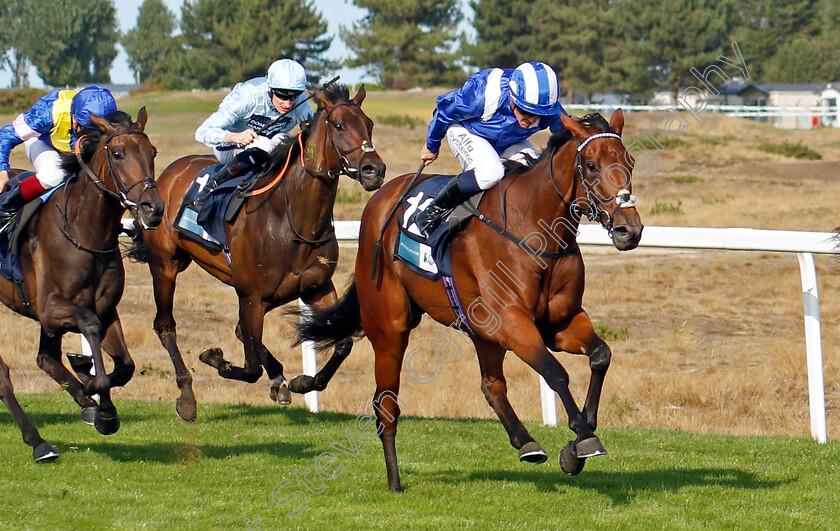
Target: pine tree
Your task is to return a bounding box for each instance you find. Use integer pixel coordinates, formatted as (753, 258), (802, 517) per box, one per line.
(122, 0), (177, 85)
(341, 0), (464, 88)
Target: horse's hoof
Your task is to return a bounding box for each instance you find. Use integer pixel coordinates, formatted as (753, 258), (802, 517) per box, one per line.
(175, 397), (197, 422)
(81, 406), (97, 425)
(559, 441), (586, 476)
(576, 436), (607, 458)
(198, 348), (224, 368)
(518, 441), (548, 464)
(270, 381), (292, 406)
(94, 407), (121, 435)
(33, 441), (59, 462)
(288, 374), (315, 394)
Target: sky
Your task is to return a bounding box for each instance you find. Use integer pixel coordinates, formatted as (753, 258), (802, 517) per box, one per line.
(0, 0), (374, 88)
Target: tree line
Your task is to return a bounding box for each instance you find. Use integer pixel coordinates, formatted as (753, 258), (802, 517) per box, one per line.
(1, 0), (839, 99)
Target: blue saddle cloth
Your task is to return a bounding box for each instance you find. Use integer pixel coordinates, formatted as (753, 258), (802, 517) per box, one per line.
(174, 164), (253, 250)
(394, 175), (469, 279)
(0, 174), (63, 283)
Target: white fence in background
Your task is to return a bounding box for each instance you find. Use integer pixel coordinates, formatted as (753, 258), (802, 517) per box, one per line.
(86, 222), (834, 443)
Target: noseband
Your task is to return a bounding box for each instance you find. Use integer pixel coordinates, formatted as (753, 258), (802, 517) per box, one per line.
(549, 132), (635, 234)
(305, 102), (377, 180)
(75, 130), (158, 211)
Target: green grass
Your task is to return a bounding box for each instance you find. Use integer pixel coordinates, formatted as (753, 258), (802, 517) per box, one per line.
(626, 133), (689, 150)
(1, 394), (838, 529)
(673, 175), (703, 184)
(650, 199), (684, 215)
(373, 114), (427, 129)
(754, 140), (822, 160)
(700, 135), (735, 146)
(594, 321), (630, 341)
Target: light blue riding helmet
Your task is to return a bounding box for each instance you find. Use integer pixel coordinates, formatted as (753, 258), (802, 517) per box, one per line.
(508, 61), (561, 116)
(71, 86), (118, 127)
(266, 59), (308, 91)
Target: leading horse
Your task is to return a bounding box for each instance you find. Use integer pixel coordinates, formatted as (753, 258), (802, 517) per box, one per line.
(129, 84), (385, 421)
(297, 110), (643, 490)
(0, 108), (164, 460)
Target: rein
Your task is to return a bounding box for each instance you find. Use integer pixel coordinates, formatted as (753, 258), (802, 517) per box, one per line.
(64, 129), (157, 254)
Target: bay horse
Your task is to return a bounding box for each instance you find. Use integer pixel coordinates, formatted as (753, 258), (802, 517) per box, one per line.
(129, 84), (385, 421)
(0, 108), (164, 461)
(297, 110), (643, 490)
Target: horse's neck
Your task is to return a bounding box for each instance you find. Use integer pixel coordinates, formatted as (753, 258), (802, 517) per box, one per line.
(281, 155), (338, 238)
(64, 165), (123, 239)
(494, 143), (580, 244)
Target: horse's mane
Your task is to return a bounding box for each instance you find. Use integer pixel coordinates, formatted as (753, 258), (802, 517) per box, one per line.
(261, 83), (353, 177)
(61, 110), (134, 175)
(543, 113), (613, 157)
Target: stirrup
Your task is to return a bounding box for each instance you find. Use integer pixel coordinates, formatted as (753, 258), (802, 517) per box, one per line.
(416, 206), (450, 237)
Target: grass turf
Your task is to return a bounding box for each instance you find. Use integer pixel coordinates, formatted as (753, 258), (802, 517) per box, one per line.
(0, 394), (838, 530)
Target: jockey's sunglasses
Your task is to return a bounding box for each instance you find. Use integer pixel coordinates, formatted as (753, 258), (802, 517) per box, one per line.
(271, 88), (303, 101)
(515, 105), (537, 119)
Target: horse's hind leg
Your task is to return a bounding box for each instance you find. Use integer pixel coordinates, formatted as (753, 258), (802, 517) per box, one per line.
(36, 330), (97, 424)
(0, 353), (58, 461)
(149, 252), (197, 421)
(473, 337), (546, 463)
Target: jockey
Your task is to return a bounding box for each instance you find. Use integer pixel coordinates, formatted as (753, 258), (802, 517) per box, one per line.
(416, 61), (569, 237)
(192, 58), (314, 211)
(0, 86), (118, 227)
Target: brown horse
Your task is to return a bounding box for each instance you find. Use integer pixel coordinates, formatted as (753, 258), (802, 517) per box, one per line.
(297, 110), (643, 490)
(128, 84), (385, 421)
(0, 108), (164, 461)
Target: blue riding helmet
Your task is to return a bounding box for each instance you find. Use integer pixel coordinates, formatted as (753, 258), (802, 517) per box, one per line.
(508, 62), (562, 116)
(71, 86), (118, 128)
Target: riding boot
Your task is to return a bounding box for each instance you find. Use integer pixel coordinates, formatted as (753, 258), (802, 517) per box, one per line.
(191, 160), (243, 212)
(415, 172), (476, 237)
(0, 184), (28, 229)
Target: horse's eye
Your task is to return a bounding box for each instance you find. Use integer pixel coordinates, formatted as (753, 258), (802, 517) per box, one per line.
(586, 161), (597, 171)
(332, 121), (343, 131)
(112, 149), (124, 160)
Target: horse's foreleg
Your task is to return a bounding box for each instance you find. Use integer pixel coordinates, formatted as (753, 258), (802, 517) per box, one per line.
(503, 313), (603, 475)
(198, 294), (266, 385)
(0, 352), (58, 461)
(473, 337), (546, 463)
(100, 314), (135, 388)
(36, 330), (97, 423)
(151, 257), (196, 421)
(289, 283), (352, 394)
(71, 306), (120, 436)
(552, 310), (611, 433)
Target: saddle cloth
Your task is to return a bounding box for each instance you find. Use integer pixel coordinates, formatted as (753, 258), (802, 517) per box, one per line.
(174, 164), (254, 251)
(394, 175), (482, 280)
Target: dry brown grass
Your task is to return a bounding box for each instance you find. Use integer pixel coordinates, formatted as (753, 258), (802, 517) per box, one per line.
(2, 93), (840, 441)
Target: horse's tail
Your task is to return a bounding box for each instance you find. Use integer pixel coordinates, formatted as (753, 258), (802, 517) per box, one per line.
(122, 220), (148, 263)
(292, 280), (364, 350)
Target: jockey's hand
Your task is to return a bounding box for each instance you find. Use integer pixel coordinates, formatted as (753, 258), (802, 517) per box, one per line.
(0, 170), (8, 192)
(225, 129), (258, 147)
(420, 145), (438, 166)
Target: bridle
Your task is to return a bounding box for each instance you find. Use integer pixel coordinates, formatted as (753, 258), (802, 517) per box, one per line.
(302, 102), (377, 180)
(548, 131), (635, 236)
(64, 129), (158, 253)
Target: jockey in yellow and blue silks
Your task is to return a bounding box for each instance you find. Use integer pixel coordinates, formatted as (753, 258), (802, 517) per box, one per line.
(0, 86), (118, 225)
(417, 62), (568, 237)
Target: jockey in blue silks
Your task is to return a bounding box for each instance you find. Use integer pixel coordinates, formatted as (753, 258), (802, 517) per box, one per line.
(192, 58), (314, 211)
(417, 61), (569, 237)
(0, 86), (118, 226)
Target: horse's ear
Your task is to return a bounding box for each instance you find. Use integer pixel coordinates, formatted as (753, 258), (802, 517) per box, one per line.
(133, 106), (148, 132)
(560, 113), (587, 141)
(352, 85), (366, 106)
(314, 90), (333, 112)
(90, 113), (117, 136)
(610, 109), (625, 136)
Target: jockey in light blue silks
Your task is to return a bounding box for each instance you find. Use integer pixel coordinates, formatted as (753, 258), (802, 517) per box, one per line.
(191, 58), (314, 211)
(417, 61), (569, 236)
(0, 86), (118, 226)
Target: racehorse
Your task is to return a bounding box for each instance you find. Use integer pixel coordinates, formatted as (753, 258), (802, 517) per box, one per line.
(128, 83), (385, 421)
(296, 110), (643, 490)
(0, 108), (164, 461)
